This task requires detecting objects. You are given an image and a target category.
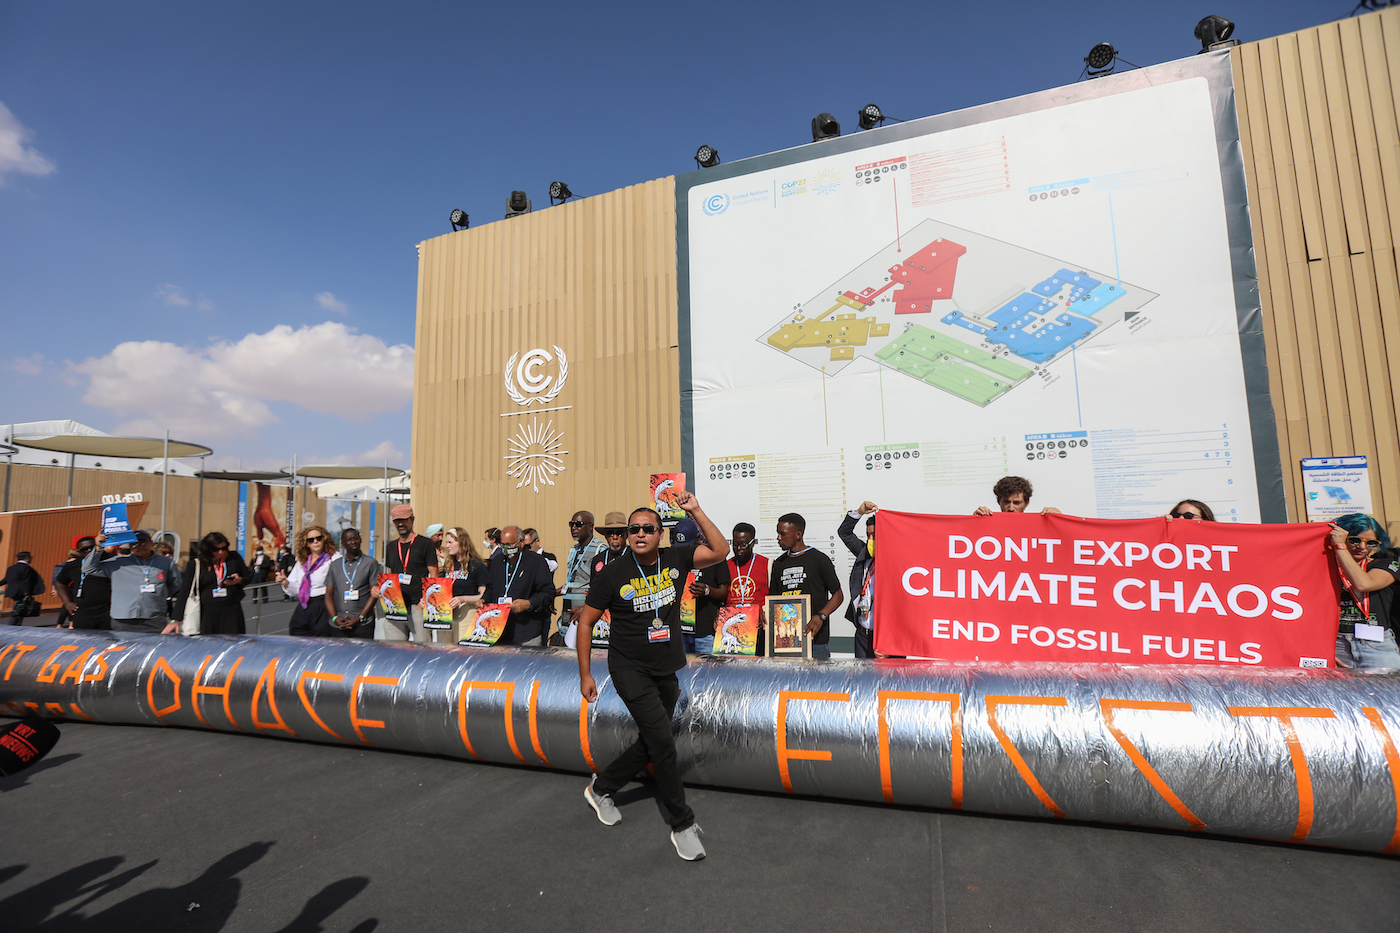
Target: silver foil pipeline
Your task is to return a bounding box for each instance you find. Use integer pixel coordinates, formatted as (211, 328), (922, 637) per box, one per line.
(3, 628), (1400, 854)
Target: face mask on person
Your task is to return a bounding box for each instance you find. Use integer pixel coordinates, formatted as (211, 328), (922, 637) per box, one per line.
(502, 543), (520, 558)
(867, 538), (875, 558)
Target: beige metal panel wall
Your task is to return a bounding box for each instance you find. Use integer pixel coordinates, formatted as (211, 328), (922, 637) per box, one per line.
(411, 177), (681, 565)
(1234, 7), (1400, 533)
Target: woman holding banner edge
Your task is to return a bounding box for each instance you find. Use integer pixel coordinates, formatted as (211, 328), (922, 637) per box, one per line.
(1330, 513), (1400, 670)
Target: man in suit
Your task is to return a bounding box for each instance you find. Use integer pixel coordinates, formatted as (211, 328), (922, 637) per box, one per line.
(3, 551), (44, 624)
(483, 525), (556, 646)
(838, 501), (887, 659)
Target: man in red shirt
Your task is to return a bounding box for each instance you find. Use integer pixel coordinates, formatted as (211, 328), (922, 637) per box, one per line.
(724, 522), (769, 655)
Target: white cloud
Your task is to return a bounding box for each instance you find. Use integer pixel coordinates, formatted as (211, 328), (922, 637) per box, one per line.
(154, 283), (213, 310)
(0, 102), (56, 183)
(7, 353), (45, 375)
(320, 440), (404, 466)
(315, 292), (348, 314)
(73, 322), (414, 439)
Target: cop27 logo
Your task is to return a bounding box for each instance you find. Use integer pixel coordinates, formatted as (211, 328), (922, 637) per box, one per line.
(505, 346), (569, 406)
(702, 193), (730, 216)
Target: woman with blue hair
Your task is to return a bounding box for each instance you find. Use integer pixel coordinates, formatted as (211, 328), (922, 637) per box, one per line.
(1330, 513), (1400, 669)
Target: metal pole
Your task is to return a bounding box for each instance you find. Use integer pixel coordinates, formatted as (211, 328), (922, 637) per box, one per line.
(383, 462), (389, 561)
(291, 455), (298, 539)
(197, 455), (206, 538)
(67, 453), (74, 507)
(3, 424), (12, 512)
(160, 430), (169, 542)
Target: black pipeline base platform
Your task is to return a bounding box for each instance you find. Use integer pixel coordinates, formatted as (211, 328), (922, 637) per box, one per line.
(3, 719), (1400, 932)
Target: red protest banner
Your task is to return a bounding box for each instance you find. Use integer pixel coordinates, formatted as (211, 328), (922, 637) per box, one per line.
(872, 511), (1340, 669)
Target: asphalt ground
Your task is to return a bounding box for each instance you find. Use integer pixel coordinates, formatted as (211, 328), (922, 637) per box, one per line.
(4, 711), (1400, 932)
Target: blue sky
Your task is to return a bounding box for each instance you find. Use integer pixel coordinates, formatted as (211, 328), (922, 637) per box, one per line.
(0, 0), (1337, 470)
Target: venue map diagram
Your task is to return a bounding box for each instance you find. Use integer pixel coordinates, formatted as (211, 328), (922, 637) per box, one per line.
(759, 219), (1157, 406)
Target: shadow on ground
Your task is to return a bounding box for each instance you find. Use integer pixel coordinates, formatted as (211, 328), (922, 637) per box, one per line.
(0, 842), (375, 932)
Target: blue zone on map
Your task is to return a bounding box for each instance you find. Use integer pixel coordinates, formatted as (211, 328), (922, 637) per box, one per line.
(939, 268), (1126, 365)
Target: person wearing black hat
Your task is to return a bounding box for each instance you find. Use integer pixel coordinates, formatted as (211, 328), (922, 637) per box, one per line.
(84, 531), (182, 634)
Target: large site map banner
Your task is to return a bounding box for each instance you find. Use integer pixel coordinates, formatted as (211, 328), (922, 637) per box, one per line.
(676, 53), (1281, 640)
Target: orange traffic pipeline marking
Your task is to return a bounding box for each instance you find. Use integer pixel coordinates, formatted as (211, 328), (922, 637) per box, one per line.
(776, 690), (850, 794)
(296, 671), (347, 742)
(250, 658), (295, 735)
(578, 697), (596, 772)
(83, 646), (125, 683)
(350, 676), (400, 745)
(1099, 700), (1205, 831)
(59, 648), (94, 685)
(527, 681), (551, 767)
(457, 680), (525, 764)
(2, 644), (36, 680)
(985, 696), (1069, 818)
(192, 655), (245, 730)
(1362, 707), (1400, 855)
(146, 657), (183, 718)
(1227, 706), (1336, 843)
(35, 646), (78, 683)
(877, 690), (962, 808)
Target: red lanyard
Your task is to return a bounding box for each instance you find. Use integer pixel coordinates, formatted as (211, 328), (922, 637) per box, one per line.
(214, 561), (226, 585)
(1339, 557), (1370, 618)
(397, 534), (416, 572)
(859, 563), (874, 599)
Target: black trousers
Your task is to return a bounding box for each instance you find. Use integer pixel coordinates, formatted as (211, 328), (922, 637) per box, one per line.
(289, 600), (333, 637)
(854, 625), (876, 658)
(593, 667), (694, 831)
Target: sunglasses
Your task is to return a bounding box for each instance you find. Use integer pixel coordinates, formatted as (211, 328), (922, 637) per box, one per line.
(77, 545), (94, 553)
(1170, 510), (1201, 519)
(628, 523), (660, 535)
(305, 535), (325, 543)
(1347, 536), (1382, 550)
(568, 520), (589, 527)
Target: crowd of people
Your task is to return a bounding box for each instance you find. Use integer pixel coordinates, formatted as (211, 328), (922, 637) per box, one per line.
(1, 474), (1397, 861)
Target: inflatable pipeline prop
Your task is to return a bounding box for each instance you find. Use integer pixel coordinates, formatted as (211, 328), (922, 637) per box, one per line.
(4, 628), (1400, 855)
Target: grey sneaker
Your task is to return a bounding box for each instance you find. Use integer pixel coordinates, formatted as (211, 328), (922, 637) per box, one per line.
(584, 777), (621, 826)
(670, 823), (706, 860)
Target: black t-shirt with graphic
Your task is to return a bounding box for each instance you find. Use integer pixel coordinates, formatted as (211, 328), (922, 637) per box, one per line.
(586, 546), (696, 675)
(1339, 550), (1400, 635)
(769, 546), (842, 644)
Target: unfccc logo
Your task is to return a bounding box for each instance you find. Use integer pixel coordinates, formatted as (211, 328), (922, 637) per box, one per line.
(702, 193), (730, 216)
(505, 346), (569, 406)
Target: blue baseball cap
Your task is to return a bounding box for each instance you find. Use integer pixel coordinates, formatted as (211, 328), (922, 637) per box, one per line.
(670, 518), (701, 546)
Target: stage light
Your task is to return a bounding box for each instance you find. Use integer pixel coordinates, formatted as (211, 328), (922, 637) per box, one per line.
(505, 190), (531, 219)
(450, 209), (469, 231)
(858, 104), (884, 130)
(549, 181), (573, 205)
(1085, 42), (1116, 71)
(812, 113), (841, 142)
(695, 144), (720, 168)
(1195, 15), (1239, 52)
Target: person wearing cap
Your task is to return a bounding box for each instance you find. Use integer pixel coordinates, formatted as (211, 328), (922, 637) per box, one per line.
(84, 531), (183, 634)
(383, 503), (439, 642)
(671, 518), (729, 655)
(482, 525), (556, 646)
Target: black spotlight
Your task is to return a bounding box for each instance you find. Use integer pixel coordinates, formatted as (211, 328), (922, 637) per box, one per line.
(695, 144), (720, 168)
(505, 190), (531, 219)
(450, 209), (469, 231)
(1195, 15), (1238, 52)
(858, 103), (884, 130)
(811, 113), (841, 141)
(548, 181), (573, 205)
(1080, 42), (1138, 79)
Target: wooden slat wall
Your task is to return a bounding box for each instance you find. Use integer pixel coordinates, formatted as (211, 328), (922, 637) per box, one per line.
(411, 177), (681, 567)
(1235, 7), (1400, 534)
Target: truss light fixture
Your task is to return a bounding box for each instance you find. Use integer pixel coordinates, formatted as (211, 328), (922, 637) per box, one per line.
(1195, 15), (1239, 52)
(811, 112), (841, 141)
(548, 181), (573, 205)
(450, 209), (469, 231)
(505, 190), (531, 219)
(695, 144), (720, 168)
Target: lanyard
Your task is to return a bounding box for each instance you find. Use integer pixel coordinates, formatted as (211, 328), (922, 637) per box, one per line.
(1340, 557), (1371, 618)
(859, 562), (874, 600)
(734, 555), (757, 604)
(341, 555), (362, 586)
(630, 551), (666, 614)
(567, 541), (593, 588)
(504, 554), (524, 595)
(134, 557), (152, 583)
(214, 561), (226, 585)
(397, 534), (417, 573)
